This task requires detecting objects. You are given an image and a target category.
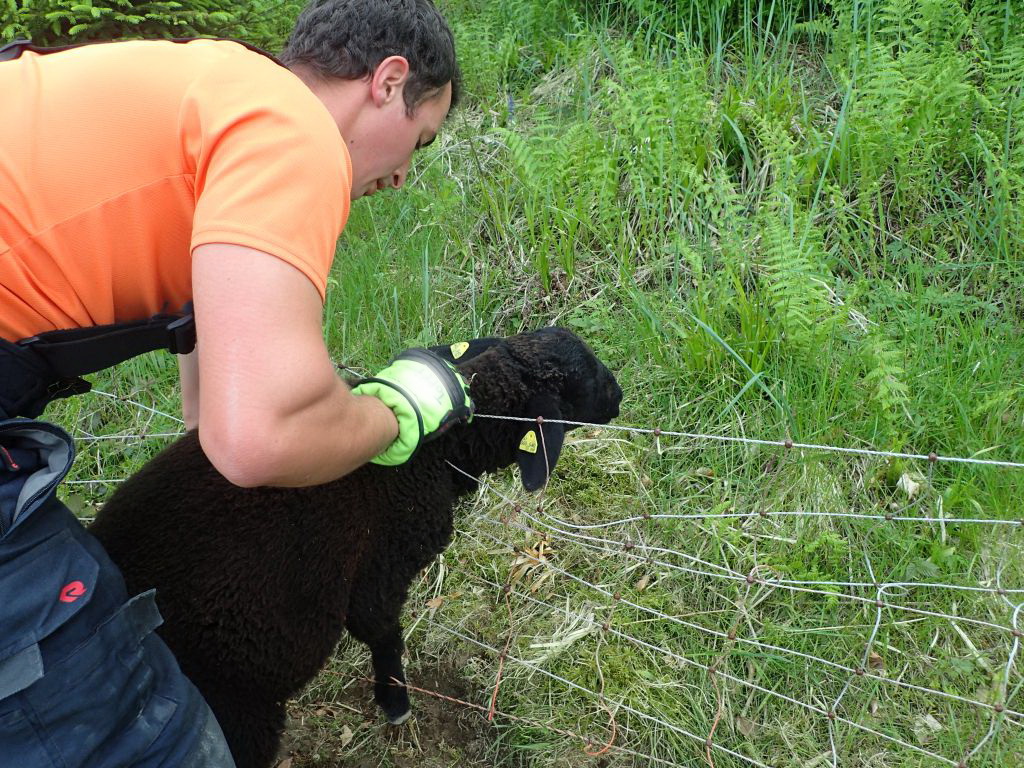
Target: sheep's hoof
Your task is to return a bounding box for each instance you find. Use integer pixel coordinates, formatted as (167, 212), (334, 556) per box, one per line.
(387, 709), (412, 726)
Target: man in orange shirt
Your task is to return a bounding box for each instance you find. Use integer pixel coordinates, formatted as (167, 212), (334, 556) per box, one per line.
(0, 1), (471, 765)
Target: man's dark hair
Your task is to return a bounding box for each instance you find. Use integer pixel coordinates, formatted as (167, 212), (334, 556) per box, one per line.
(282, 0), (461, 113)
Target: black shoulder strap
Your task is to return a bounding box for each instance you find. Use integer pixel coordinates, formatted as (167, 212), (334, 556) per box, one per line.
(19, 314), (196, 379)
(0, 39), (65, 62)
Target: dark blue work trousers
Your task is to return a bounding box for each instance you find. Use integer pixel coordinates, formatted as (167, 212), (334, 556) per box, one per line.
(0, 418), (236, 768)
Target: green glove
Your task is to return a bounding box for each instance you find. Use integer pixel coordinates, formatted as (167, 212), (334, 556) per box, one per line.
(352, 348), (474, 466)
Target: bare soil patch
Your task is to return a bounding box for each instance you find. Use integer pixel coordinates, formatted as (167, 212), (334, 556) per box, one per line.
(277, 662), (495, 767)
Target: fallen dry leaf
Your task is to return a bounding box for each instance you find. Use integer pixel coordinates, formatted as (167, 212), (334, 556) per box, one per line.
(735, 715), (758, 738)
(530, 568), (555, 593)
(912, 713), (943, 744)
(424, 592), (462, 615)
(897, 472), (922, 499)
(509, 538), (553, 585)
(800, 754), (832, 768)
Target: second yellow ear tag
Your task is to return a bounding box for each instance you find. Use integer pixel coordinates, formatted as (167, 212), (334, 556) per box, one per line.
(450, 341), (470, 359)
(518, 431), (538, 454)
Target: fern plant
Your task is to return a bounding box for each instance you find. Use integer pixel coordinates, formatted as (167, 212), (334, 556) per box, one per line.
(821, 0), (1024, 275)
(861, 329), (911, 443)
(752, 210), (840, 355)
(8, 0), (228, 43)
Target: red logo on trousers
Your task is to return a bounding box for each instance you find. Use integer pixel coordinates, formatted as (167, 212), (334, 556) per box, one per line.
(59, 581), (87, 603)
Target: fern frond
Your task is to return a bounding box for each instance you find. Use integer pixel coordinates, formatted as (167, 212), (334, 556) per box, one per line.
(755, 213), (838, 352)
(862, 332), (911, 428)
(496, 127), (547, 193)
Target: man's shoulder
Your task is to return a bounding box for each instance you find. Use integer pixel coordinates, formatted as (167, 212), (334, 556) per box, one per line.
(182, 40), (325, 123)
(64, 38), (293, 96)
(176, 38), (285, 72)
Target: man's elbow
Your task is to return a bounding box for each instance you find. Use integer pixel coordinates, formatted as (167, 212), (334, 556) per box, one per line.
(197, 423), (293, 488)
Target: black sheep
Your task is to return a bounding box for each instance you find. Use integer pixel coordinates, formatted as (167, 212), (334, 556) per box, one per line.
(88, 327), (623, 768)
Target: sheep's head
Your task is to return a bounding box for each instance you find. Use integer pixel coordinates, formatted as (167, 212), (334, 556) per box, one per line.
(432, 327), (622, 491)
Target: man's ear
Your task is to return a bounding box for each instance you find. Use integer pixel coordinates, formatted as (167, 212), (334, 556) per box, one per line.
(517, 394), (566, 492)
(370, 55), (410, 107)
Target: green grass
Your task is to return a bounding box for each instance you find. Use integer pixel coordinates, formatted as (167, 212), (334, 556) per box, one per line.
(36, 0), (1024, 764)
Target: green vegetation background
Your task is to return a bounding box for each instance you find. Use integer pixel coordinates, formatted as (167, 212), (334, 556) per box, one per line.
(5, 0), (1023, 765)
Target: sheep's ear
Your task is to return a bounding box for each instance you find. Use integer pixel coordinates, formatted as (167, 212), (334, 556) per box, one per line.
(517, 394), (565, 492)
(429, 337), (505, 365)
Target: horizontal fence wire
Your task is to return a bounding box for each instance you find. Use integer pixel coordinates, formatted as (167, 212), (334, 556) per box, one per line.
(474, 413), (1024, 470)
(76, 392), (1024, 474)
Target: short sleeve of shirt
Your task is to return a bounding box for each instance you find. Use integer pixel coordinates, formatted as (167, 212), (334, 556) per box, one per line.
(185, 48), (351, 302)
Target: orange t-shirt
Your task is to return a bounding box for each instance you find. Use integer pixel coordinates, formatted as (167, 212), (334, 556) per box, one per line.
(0, 39), (352, 341)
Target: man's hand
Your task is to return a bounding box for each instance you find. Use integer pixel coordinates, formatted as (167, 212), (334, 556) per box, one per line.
(352, 349), (474, 465)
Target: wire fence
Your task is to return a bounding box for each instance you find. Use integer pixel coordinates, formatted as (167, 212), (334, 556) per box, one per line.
(437, 480), (1023, 767)
(66, 391), (1024, 767)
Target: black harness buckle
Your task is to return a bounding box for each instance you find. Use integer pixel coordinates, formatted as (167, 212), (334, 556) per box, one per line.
(166, 315), (196, 356)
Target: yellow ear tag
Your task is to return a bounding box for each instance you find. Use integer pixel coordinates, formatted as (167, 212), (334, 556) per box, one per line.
(450, 341), (470, 359)
(518, 430), (538, 454)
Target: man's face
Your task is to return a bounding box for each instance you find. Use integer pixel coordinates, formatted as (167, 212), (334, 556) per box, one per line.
(349, 82), (452, 200)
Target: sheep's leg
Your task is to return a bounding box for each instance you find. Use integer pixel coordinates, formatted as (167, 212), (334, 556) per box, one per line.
(346, 617), (411, 724)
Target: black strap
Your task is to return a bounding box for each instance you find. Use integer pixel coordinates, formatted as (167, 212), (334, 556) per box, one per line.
(0, 338), (90, 420)
(0, 314), (195, 418)
(18, 314), (196, 380)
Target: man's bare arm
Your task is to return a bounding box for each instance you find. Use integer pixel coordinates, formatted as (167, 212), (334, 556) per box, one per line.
(190, 242), (398, 487)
